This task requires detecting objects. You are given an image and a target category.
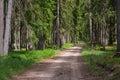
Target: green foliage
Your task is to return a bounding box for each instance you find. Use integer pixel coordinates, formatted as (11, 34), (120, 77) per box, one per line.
(13, 0), (116, 50)
(81, 46), (120, 79)
(0, 49), (58, 80)
(62, 0), (80, 43)
(81, 49), (114, 75)
(24, 0), (56, 48)
(62, 43), (74, 49)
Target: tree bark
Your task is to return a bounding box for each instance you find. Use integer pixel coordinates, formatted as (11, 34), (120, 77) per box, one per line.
(3, 0), (13, 55)
(52, 0), (62, 48)
(38, 30), (45, 50)
(89, 0), (94, 49)
(0, 0), (4, 54)
(56, 0), (61, 48)
(102, 24), (106, 50)
(116, 0), (120, 53)
(109, 26), (113, 45)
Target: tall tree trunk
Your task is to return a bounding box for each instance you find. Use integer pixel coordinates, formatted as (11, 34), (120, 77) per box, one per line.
(102, 24), (106, 50)
(52, 0), (62, 48)
(56, 0), (61, 48)
(38, 30), (45, 50)
(109, 26), (113, 45)
(0, 0), (4, 54)
(3, 0), (13, 55)
(17, 12), (21, 51)
(59, 0), (63, 47)
(89, 0), (94, 49)
(116, 0), (120, 53)
(26, 27), (29, 50)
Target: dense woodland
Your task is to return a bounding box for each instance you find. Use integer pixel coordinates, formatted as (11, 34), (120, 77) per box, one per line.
(1, 0), (120, 80)
(0, 0), (119, 55)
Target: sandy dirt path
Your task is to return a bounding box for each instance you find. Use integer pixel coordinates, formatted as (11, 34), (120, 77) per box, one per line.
(11, 46), (101, 80)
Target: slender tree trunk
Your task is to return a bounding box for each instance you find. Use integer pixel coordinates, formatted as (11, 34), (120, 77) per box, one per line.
(56, 0), (61, 48)
(100, 25), (102, 45)
(17, 13), (21, 51)
(109, 25), (113, 45)
(116, 0), (120, 53)
(38, 30), (45, 50)
(89, 0), (93, 49)
(59, 0), (63, 47)
(3, 0), (13, 55)
(102, 13), (106, 50)
(9, 18), (14, 51)
(52, 0), (62, 48)
(26, 27), (29, 50)
(0, 0), (4, 54)
(102, 24), (106, 50)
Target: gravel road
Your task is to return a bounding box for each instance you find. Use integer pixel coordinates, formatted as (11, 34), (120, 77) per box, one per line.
(11, 46), (101, 80)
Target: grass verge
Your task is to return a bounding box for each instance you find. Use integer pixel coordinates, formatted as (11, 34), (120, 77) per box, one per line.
(81, 45), (120, 80)
(62, 43), (74, 49)
(0, 49), (58, 80)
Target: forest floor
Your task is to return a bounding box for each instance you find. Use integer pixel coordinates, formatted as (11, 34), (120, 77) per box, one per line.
(11, 46), (102, 80)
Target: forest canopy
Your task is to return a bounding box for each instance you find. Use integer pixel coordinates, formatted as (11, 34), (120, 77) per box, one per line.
(0, 0), (119, 55)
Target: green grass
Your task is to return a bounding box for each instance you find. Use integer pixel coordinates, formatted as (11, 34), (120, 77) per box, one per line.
(77, 41), (86, 45)
(81, 45), (120, 80)
(62, 43), (74, 49)
(81, 49), (114, 75)
(0, 49), (58, 80)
